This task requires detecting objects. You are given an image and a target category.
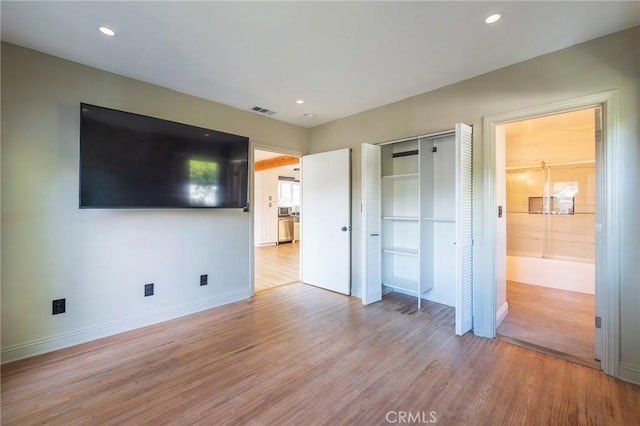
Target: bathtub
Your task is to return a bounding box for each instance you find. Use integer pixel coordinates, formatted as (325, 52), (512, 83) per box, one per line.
(506, 255), (595, 295)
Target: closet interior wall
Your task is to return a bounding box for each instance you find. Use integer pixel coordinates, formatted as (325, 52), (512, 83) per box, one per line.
(380, 133), (457, 308)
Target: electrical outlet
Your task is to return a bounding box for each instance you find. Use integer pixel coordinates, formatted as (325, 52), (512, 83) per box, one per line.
(144, 283), (154, 297)
(200, 274), (208, 286)
(52, 298), (66, 315)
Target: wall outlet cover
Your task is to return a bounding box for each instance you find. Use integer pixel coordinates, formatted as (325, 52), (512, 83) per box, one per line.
(52, 298), (66, 315)
(200, 274), (208, 286)
(144, 283), (154, 297)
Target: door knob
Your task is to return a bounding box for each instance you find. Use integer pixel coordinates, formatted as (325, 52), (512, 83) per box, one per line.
(341, 226), (351, 232)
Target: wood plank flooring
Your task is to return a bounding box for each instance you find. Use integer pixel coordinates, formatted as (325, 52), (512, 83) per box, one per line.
(2, 283), (639, 425)
(497, 281), (596, 367)
(254, 242), (299, 292)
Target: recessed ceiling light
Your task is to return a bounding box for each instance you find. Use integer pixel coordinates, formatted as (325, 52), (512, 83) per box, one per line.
(485, 13), (501, 24)
(99, 26), (116, 37)
(296, 99), (304, 104)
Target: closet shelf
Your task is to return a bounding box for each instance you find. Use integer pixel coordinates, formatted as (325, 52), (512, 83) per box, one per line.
(424, 217), (455, 223)
(382, 216), (420, 221)
(382, 247), (419, 256)
(382, 279), (420, 294)
(382, 173), (419, 180)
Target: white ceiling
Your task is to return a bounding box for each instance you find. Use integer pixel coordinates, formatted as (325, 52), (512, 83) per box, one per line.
(2, 1), (638, 128)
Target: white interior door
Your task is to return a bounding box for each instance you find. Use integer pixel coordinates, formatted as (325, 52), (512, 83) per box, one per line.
(361, 143), (382, 304)
(301, 148), (351, 295)
(455, 123), (474, 335)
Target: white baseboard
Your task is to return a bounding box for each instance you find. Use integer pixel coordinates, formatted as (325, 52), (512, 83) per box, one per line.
(496, 301), (509, 327)
(421, 292), (454, 308)
(382, 285), (394, 295)
(382, 285), (454, 308)
(620, 363), (640, 386)
(1, 289), (251, 364)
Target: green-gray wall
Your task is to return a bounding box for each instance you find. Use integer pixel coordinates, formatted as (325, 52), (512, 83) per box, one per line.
(1, 43), (308, 362)
(309, 27), (639, 384)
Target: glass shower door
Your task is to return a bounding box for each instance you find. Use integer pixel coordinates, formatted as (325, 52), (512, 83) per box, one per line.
(545, 164), (596, 263)
(506, 167), (545, 258)
(506, 163), (595, 263)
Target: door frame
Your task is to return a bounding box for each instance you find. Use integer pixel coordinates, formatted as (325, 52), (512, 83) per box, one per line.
(250, 142), (305, 296)
(477, 90), (620, 377)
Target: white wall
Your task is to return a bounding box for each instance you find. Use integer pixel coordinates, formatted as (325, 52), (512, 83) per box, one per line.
(423, 136), (456, 307)
(1, 43), (308, 362)
(309, 27), (640, 384)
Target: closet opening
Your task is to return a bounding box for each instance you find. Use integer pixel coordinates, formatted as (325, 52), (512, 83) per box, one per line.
(362, 123), (473, 335)
(495, 107), (600, 368)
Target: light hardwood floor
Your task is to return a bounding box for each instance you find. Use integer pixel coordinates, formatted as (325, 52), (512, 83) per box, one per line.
(254, 242), (299, 292)
(497, 281), (596, 368)
(2, 283), (639, 425)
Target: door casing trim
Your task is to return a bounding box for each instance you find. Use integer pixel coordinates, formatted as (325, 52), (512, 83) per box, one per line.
(477, 90), (619, 377)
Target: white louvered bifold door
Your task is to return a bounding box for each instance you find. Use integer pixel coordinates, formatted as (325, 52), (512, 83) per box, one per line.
(455, 123), (473, 335)
(361, 143), (382, 305)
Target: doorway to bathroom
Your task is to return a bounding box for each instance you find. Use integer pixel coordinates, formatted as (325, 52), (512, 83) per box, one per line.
(495, 107), (600, 368)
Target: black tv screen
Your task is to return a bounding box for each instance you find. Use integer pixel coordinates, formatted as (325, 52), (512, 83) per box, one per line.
(79, 103), (249, 209)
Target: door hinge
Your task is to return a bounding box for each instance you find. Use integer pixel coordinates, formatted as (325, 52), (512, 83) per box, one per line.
(595, 316), (601, 329)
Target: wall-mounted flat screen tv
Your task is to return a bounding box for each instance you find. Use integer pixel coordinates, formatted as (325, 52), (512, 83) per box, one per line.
(79, 103), (249, 209)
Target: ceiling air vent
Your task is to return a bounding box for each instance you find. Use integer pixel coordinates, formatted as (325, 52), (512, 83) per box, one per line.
(251, 105), (276, 116)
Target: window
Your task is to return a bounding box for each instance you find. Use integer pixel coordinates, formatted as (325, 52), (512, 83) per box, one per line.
(278, 180), (300, 207)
